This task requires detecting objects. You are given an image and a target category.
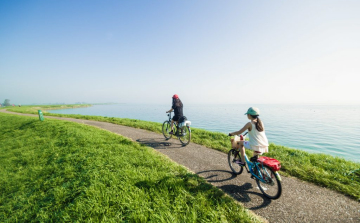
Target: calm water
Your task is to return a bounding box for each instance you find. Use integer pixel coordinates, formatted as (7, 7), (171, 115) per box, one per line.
(49, 104), (360, 163)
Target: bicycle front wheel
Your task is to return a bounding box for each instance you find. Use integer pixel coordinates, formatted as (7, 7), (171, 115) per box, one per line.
(256, 165), (282, 199)
(179, 126), (191, 146)
(228, 149), (243, 175)
(162, 121), (172, 139)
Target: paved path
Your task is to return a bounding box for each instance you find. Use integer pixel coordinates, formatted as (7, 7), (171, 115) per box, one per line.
(2, 110), (359, 223)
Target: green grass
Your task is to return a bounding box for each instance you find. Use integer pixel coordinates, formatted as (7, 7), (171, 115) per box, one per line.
(266, 144), (360, 200)
(5, 105), (360, 201)
(0, 113), (262, 222)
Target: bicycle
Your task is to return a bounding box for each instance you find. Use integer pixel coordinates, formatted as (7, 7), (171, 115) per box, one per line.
(162, 112), (191, 146)
(228, 132), (282, 199)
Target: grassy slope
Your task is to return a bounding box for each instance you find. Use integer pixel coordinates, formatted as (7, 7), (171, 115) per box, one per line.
(0, 113), (262, 222)
(6, 105), (360, 201)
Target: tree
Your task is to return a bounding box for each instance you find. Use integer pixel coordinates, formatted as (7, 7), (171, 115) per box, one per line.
(4, 99), (11, 106)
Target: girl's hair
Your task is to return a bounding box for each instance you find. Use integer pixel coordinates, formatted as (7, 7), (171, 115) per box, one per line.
(172, 98), (183, 107)
(250, 115), (264, 132)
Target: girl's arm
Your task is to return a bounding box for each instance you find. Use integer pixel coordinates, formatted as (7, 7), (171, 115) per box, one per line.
(166, 108), (174, 113)
(229, 122), (251, 136)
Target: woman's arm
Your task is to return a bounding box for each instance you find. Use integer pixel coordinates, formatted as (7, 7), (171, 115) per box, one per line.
(229, 122), (251, 136)
(166, 108), (174, 113)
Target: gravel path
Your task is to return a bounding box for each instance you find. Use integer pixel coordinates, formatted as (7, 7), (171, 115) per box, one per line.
(2, 110), (359, 223)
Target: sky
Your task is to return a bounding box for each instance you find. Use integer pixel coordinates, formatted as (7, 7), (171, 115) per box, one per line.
(1, 0), (359, 105)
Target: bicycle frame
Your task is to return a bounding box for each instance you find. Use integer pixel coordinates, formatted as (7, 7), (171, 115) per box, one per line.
(242, 153), (269, 183)
(166, 112), (190, 136)
(163, 111), (191, 146)
(236, 132), (280, 183)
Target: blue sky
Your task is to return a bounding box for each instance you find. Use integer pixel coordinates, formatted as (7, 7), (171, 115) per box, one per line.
(1, 0), (359, 105)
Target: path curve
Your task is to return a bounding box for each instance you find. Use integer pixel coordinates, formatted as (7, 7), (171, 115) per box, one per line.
(1, 110), (359, 223)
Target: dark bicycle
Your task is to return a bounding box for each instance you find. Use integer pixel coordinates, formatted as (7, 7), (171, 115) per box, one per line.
(162, 112), (191, 146)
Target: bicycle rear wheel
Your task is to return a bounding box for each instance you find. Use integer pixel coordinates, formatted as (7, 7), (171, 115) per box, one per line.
(179, 126), (191, 146)
(256, 165), (282, 199)
(162, 121), (172, 139)
(228, 149), (243, 175)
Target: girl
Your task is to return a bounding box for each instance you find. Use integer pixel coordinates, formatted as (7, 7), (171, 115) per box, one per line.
(166, 94), (183, 134)
(229, 107), (269, 166)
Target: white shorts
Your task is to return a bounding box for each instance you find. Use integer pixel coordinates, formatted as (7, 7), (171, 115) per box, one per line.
(244, 141), (268, 155)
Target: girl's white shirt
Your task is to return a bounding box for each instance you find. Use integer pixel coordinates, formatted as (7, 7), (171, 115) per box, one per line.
(248, 122), (269, 147)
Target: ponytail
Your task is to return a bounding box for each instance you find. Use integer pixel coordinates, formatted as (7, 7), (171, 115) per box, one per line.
(256, 117), (264, 132)
(251, 115), (264, 132)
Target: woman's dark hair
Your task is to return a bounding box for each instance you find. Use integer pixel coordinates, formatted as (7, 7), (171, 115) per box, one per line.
(172, 98), (183, 107)
(250, 115), (264, 132)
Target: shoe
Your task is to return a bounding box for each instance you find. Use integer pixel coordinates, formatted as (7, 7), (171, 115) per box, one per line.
(169, 131), (173, 134)
(235, 160), (245, 166)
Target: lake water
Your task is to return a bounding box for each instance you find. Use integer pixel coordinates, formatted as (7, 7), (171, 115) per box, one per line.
(49, 104), (360, 163)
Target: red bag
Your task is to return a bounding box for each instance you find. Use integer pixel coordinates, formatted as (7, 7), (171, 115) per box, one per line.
(257, 156), (281, 171)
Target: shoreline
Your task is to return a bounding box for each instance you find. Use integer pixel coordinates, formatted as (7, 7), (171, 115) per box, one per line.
(1, 107), (359, 201)
(4, 104), (359, 164)
(44, 103), (360, 163)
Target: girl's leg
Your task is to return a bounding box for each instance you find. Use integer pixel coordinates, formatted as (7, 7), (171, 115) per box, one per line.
(234, 140), (246, 164)
(239, 141), (246, 163)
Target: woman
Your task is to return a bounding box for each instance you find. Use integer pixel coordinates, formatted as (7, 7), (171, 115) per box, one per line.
(166, 94), (183, 134)
(229, 107), (269, 166)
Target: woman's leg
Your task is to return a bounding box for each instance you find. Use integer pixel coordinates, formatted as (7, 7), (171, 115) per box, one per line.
(170, 120), (174, 133)
(170, 120), (174, 129)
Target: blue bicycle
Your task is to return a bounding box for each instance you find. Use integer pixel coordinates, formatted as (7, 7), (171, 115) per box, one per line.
(228, 133), (282, 199)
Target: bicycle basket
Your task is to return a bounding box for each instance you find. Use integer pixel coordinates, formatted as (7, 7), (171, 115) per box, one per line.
(257, 156), (281, 171)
